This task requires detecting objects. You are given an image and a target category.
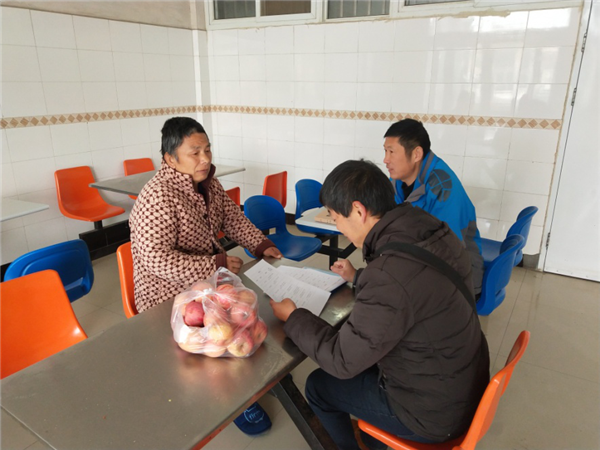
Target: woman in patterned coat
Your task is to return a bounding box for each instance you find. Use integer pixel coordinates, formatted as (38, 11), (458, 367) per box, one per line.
(130, 117), (282, 313)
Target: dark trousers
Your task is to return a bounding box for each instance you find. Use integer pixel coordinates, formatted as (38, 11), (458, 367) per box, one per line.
(305, 366), (436, 450)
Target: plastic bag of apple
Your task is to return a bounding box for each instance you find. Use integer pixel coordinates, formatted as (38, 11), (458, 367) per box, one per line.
(171, 268), (268, 358)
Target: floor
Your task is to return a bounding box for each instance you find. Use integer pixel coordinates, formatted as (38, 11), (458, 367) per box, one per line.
(2, 232), (599, 450)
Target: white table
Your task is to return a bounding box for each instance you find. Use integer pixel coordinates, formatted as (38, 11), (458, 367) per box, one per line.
(296, 207), (338, 233)
(295, 207), (357, 266)
(90, 164), (245, 196)
(1, 199), (49, 222)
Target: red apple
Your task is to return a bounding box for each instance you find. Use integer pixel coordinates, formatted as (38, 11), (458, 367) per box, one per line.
(237, 289), (257, 305)
(174, 290), (202, 308)
(251, 319), (268, 346)
(215, 272), (235, 286)
(203, 342), (226, 358)
(230, 302), (257, 328)
(207, 323), (234, 344)
(227, 330), (255, 357)
(190, 280), (213, 292)
(203, 299), (229, 326)
(183, 301), (205, 327)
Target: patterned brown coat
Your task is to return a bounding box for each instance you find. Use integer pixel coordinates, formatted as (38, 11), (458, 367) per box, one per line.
(129, 161), (274, 313)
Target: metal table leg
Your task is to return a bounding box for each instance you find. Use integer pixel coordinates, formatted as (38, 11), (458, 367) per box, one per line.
(269, 375), (337, 450)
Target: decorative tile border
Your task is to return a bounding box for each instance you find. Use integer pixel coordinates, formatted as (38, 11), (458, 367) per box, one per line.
(1, 105), (562, 130)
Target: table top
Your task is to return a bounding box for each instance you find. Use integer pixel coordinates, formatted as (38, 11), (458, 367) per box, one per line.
(0, 198), (49, 222)
(89, 164), (245, 196)
(1, 257), (354, 450)
(296, 207), (339, 233)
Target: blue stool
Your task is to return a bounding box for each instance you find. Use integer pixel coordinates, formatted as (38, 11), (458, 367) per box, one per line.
(4, 239), (94, 302)
(244, 195), (322, 262)
(481, 206), (538, 269)
(477, 235), (525, 316)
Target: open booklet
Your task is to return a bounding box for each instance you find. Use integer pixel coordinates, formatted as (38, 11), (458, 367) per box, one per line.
(244, 260), (347, 317)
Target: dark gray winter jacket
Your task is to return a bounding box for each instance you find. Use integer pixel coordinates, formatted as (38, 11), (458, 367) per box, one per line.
(284, 203), (489, 441)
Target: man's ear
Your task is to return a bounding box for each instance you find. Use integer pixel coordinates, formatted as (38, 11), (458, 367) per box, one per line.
(352, 201), (369, 223)
(412, 146), (424, 164)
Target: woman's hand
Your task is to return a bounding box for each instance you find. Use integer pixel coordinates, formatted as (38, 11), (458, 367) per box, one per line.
(226, 256), (243, 273)
(263, 247), (283, 259)
(331, 259), (356, 282)
(270, 298), (297, 322)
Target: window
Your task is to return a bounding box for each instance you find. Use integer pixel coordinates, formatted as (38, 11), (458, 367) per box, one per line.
(404, 0), (465, 4)
(214, 0), (255, 20)
(328, 0), (390, 19)
(213, 0), (312, 20)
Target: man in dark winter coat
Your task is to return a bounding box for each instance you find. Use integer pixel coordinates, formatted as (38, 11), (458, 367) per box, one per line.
(270, 160), (489, 450)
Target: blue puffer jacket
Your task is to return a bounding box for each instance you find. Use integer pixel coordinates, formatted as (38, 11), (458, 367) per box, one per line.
(393, 151), (484, 294)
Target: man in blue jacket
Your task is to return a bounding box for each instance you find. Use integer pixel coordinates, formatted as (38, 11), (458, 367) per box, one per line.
(383, 119), (484, 295)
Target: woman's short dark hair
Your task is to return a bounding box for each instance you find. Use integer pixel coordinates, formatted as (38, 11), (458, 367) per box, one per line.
(384, 118), (431, 157)
(320, 160), (396, 218)
(161, 117), (207, 159)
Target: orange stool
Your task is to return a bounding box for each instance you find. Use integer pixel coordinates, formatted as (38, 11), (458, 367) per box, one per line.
(123, 158), (155, 200)
(116, 241), (138, 318)
(263, 171), (287, 208)
(218, 187), (241, 240)
(1, 270), (88, 379)
(55, 166), (125, 230)
(358, 331), (531, 450)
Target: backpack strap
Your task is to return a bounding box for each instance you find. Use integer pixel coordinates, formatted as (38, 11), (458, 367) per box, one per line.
(374, 242), (478, 315)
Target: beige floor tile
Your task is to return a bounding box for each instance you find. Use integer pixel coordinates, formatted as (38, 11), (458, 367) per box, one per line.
(83, 254), (122, 308)
(77, 308), (127, 338)
(498, 281), (600, 383)
(1, 410), (38, 450)
(518, 270), (600, 309)
(244, 406), (311, 450)
(23, 440), (52, 450)
(201, 419), (254, 450)
(70, 297), (100, 319)
(290, 358), (320, 390)
(5, 230), (597, 450)
(477, 360), (600, 450)
(102, 299), (127, 317)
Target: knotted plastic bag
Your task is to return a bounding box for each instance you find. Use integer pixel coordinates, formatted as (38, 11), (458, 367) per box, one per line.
(171, 268), (268, 358)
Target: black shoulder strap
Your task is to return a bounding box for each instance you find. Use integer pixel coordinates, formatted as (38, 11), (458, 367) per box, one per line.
(374, 242), (477, 315)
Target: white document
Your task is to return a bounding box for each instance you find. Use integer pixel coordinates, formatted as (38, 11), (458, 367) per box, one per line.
(244, 260), (332, 316)
(277, 266), (346, 292)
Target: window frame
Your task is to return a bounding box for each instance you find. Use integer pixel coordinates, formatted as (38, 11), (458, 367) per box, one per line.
(206, 0), (322, 29)
(204, 0), (581, 30)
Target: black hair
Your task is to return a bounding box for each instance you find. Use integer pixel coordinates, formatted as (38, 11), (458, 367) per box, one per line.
(384, 118), (431, 157)
(320, 160), (396, 218)
(160, 117), (207, 159)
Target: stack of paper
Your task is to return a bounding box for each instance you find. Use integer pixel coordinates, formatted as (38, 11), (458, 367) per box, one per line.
(244, 260), (346, 316)
(314, 208), (336, 225)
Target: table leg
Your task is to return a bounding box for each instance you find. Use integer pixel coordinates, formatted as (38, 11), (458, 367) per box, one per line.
(328, 236), (338, 267)
(270, 375), (337, 450)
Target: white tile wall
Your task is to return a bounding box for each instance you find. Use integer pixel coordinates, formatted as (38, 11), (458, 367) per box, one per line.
(141, 24), (170, 54)
(325, 22), (359, 53)
(1, 5), (583, 263)
(83, 82), (120, 112)
(395, 18), (436, 51)
(78, 50), (116, 82)
(31, 10), (76, 48)
(2, 7), (36, 46)
(433, 16), (480, 50)
(73, 16), (112, 51)
(1, 8), (203, 264)
(3, 82), (47, 117)
(5, 126), (54, 162)
(2, 45), (41, 82)
(109, 21), (142, 53)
